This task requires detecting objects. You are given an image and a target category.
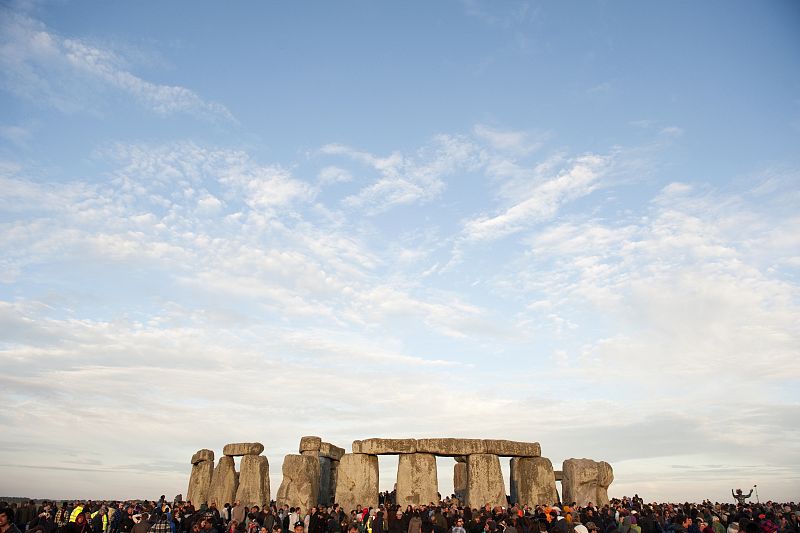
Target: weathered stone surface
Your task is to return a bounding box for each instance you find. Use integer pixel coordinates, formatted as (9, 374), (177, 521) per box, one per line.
(318, 456), (333, 505)
(510, 457), (520, 505)
(352, 438), (417, 455)
(516, 457), (558, 506)
(597, 461), (613, 506)
(277, 454), (320, 512)
(347, 437), (538, 457)
(191, 449), (215, 465)
(466, 454), (507, 508)
(187, 459), (213, 505)
(334, 453), (379, 513)
(223, 442), (264, 456)
(235, 455), (270, 508)
(328, 460), (339, 506)
(562, 459), (614, 507)
(554, 470), (563, 481)
(453, 462), (467, 501)
(396, 453), (438, 506)
(299, 436), (322, 453)
(416, 438), (486, 456)
(320, 442), (345, 460)
(208, 456), (238, 506)
(483, 439), (541, 457)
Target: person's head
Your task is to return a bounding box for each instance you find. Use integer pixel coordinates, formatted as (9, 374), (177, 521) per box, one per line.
(0, 508), (14, 527)
(294, 521), (305, 533)
(586, 522), (598, 533)
(348, 526), (359, 533)
(456, 518), (465, 528)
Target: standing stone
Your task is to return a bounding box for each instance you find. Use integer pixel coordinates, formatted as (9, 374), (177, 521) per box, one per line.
(562, 459), (614, 507)
(318, 456), (333, 505)
(396, 453), (438, 507)
(187, 459), (214, 505)
(466, 454), (507, 509)
(509, 458), (520, 505)
(334, 453), (379, 513)
(329, 460), (339, 506)
(453, 461), (467, 502)
(277, 454), (320, 512)
(515, 457), (558, 506)
(208, 456), (238, 506)
(596, 461), (613, 506)
(235, 455), (270, 508)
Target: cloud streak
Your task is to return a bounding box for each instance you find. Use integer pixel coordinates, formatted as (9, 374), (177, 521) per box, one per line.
(0, 12), (234, 121)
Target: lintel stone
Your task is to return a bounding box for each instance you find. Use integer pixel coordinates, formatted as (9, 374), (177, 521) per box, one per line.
(352, 438), (417, 455)
(223, 442), (264, 456)
(191, 449), (215, 465)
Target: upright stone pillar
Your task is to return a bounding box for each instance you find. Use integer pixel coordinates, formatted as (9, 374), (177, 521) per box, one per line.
(396, 453), (438, 506)
(453, 459), (467, 502)
(466, 454), (507, 509)
(277, 454), (320, 512)
(335, 453), (379, 513)
(562, 458), (613, 507)
(235, 454), (270, 508)
(208, 456), (238, 506)
(318, 456), (333, 505)
(329, 459), (340, 505)
(187, 449), (215, 505)
(516, 457), (558, 506)
(509, 457), (520, 505)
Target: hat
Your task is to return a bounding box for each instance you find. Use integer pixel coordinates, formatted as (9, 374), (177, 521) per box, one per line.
(586, 523), (598, 531)
(294, 522), (305, 528)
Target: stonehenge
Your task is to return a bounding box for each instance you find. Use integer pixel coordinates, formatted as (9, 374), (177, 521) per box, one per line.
(276, 454), (320, 511)
(453, 460), (467, 502)
(466, 453), (507, 509)
(296, 436), (345, 505)
(561, 458), (614, 507)
(335, 453), (379, 513)
(186, 437), (614, 511)
(396, 453), (438, 506)
(236, 454), (270, 508)
(207, 456), (238, 506)
(187, 449), (214, 505)
(512, 457), (559, 506)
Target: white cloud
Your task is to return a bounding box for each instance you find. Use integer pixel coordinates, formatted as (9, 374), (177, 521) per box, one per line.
(0, 12), (234, 121)
(317, 165), (353, 185)
(472, 124), (545, 156)
(322, 134), (485, 213)
(463, 153), (610, 241)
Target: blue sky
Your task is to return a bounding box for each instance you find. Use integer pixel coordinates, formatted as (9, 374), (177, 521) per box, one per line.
(1, 0), (799, 503)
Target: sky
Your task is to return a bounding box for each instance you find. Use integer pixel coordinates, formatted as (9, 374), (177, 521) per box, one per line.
(0, 0), (799, 504)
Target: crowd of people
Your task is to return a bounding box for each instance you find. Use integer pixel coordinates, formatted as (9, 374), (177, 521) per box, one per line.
(1, 493), (798, 533)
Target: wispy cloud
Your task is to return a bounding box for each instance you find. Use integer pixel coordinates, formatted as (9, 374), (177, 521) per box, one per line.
(0, 11), (234, 121)
(462, 153), (610, 241)
(321, 134), (484, 214)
